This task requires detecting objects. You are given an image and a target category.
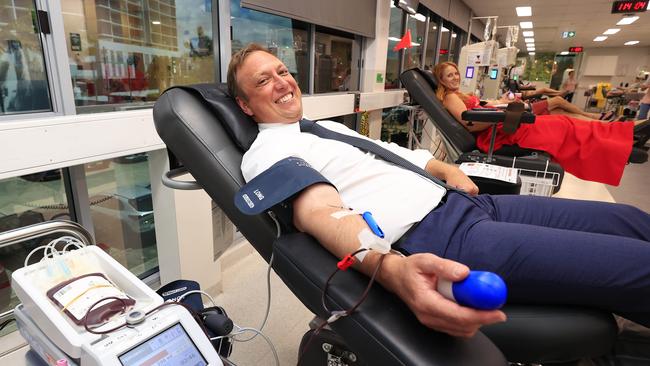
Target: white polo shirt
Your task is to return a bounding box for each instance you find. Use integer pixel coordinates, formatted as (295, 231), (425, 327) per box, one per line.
(241, 120), (446, 244)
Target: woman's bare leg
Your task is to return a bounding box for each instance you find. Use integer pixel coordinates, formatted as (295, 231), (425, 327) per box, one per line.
(536, 87), (565, 97)
(548, 109), (602, 121)
(547, 96), (602, 120)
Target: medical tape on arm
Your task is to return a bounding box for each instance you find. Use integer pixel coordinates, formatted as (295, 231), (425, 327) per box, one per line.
(356, 228), (390, 262)
(330, 208), (390, 262)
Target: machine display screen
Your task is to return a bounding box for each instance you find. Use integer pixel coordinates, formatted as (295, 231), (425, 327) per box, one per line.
(490, 69), (498, 79)
(119, 323), (207, 366)
(465, 66), (475, 79)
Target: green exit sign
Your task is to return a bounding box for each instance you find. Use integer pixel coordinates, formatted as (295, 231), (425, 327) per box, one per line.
(562, 31), (576, 38)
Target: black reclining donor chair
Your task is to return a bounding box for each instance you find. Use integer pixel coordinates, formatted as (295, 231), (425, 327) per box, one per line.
(400, 68), (565, 192)
(152, 83), (618, 365)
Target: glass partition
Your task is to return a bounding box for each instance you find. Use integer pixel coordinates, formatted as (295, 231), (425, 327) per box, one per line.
(438, 22), (453, 63)
(0, 0), (52, 116)
(314, 28), (360, 93)
(385, 1), (403, 89)
(0, 169), (71, 335)
(423, 15), (440, 70)
(230, 0), (310, 93)
(86, 154), (158, 277)
(402, 12), (427, 70)
(62, 0), (216, 113)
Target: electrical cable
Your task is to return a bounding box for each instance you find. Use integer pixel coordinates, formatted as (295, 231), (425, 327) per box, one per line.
(234, 252), (273, 343)
(176, 289), (218, 308)
(210, 325), (279, 366)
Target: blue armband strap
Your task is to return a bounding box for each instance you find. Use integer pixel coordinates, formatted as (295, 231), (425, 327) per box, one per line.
(234, 157), (335, 215)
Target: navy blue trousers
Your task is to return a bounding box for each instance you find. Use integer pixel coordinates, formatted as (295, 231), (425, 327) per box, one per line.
(399, 192), (650, 327)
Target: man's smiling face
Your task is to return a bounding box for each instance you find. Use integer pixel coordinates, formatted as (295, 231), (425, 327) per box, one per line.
(235, 51), (303, 124)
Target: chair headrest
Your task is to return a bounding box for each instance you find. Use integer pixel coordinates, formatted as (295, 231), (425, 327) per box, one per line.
(168, 83), (259, 152)
(413, 68), (439, 90)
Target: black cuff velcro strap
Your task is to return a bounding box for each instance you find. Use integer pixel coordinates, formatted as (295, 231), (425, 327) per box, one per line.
(502, 102), (526, 135)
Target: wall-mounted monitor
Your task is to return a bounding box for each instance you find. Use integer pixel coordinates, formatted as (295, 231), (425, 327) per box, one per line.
(490, 69), (498, 79)
(393, 0), (420, 15)
(465, 66), (475, 79)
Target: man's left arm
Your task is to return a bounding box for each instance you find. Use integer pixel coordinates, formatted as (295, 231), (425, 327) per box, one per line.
(425, 159), (479, 195)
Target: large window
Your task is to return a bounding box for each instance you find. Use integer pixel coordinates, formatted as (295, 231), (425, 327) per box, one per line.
(385, 1), (403, 89)
(314, 28), (360, 93)
(230, 0), (310, 93)
(86, 153), (158, 277)
(62, 0), (216, 113)
(402, 12), (427, 70)
(423, 16), (441, 70)
(0, 169), (71, 335)
(0, 0), (52, 116)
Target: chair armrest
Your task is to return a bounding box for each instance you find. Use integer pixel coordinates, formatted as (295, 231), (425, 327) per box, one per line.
(272, 232), (508, 366)
(461, 110), (535, 124)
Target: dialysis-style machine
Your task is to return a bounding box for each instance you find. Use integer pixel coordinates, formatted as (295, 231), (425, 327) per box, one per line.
(460, 21), (520, 100)
(482, 46), (519, 100)
(458, 40), (499, 98)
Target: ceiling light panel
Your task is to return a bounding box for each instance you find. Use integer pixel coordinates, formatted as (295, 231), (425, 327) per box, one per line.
(617, 16), (639, 25)
(593, 36), (608, 42)
(522, 31), (534, 37)
(516, 6), (532, 16)
(603, 29), (620, 35)
(520, 21), (533, 29)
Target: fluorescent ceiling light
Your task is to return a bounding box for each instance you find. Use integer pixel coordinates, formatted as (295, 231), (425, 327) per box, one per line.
(411, 42), (421, 46)
(524, 38), (535, 43)
(410, 13), (426, 22)
(388, 37), (401, 42)
(560, 51), (569, 55)
(522, 31), (534, 37)
(593, 36), (608, 42)
(527, 46), (535, 50)
(529, 52), (535, 55)
(152, 21), (161, 25)
(441, 26), (449, 32)
(526, 42), (535, 47)
(520, 21), (533, 29)
(516, 6), (532, 17)
(624, 40), (640, 45)
(617, 16), (639, 25)
(452, 33), (457, 38)
(603, 28), (620, 35)
(406, 6), (415, 13)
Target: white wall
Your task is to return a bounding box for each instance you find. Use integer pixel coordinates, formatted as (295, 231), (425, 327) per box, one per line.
(574, 46), (650, 109)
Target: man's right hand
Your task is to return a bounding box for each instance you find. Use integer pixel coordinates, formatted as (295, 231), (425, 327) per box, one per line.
(382, 253), (507, 338)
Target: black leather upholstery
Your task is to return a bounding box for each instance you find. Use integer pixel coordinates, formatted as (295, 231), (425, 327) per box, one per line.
(152, 84), (617, 365)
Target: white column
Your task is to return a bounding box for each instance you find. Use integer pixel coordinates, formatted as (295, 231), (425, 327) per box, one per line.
(361, 0), (392, 138)
(148, 149), (222, 294)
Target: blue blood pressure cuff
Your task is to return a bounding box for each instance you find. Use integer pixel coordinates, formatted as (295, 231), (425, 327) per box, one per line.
(234, 157), (335, 216)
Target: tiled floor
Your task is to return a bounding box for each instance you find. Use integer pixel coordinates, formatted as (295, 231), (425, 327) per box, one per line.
(214, 250), (313, 366)
(607, 156), (650, 213)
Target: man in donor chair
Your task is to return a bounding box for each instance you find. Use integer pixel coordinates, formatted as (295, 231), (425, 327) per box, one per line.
(230, 43), (650, 338)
